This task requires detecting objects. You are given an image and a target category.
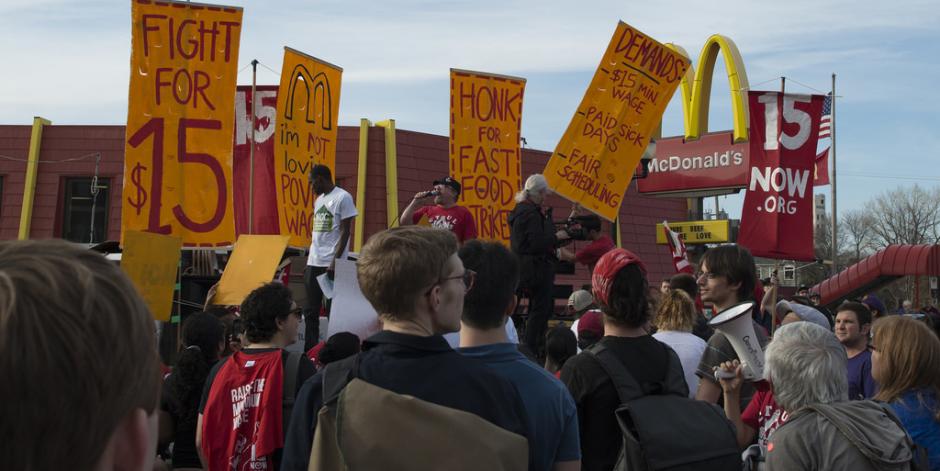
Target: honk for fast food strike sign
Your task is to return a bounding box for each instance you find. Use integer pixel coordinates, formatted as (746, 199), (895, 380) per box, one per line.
(123, 0), (243, 246)
(450, 69), (525, 244)
(544, 21), (690, 221)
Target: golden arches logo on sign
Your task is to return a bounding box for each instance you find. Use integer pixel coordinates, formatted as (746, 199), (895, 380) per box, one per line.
(663, 35), (750, 143)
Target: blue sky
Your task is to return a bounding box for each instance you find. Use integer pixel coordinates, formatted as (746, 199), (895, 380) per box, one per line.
(2, 0), (938, 217)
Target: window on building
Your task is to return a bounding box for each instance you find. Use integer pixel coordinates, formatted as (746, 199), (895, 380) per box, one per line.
(783, 265), (796, 282)
(62, 177), (109, 244)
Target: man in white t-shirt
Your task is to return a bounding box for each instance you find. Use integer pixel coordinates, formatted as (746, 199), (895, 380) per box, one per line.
(304, 164), (358, 349)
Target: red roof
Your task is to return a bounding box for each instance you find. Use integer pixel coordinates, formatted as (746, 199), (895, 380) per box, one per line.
(813, 245), (940, 306)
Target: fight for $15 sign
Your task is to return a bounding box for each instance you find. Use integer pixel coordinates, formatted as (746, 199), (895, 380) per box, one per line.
(544, 21), (689, 221)
(123, 0), (243, 246)
(274, 47), (342, 248)
(450, 69), (525, 244)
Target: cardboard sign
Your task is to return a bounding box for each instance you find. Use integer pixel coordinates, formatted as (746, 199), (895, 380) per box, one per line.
(655, 220), (731, 244)
(214, 234), (290, 305)
(739, 92), (825, 261)
(274, 47), (343, 248)
(449, 69), (525, 244)
(121, 230), (183, 321)
(544, 21), (690, 220)
(123, 0), (243, 247)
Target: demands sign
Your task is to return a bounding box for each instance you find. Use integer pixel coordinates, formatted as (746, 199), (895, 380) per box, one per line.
(544, 21), (689, 221)
(655, 220), (731, 245)
(123, 0), (243, 246)
(450, 69), (525, 244)
(274, 48), (343, 248)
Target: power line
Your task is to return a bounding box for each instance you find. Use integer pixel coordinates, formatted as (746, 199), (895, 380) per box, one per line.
(0, 152), (100, 164)
(839, 172), (940, 183)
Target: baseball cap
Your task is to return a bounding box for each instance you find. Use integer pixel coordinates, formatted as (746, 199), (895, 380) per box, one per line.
(775, 300), (830, 330)
(861, 294), (886, 314)
(592, 248), (647, 307)
(577, 311), (605, 338)
(433, 177), (461, 195)
(567, 290), (594, 312)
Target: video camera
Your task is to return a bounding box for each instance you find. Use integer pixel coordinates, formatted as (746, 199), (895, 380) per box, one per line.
(554, 214), (602, 242)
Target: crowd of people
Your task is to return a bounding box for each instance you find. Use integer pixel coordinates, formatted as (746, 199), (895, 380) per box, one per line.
(3, 172), (940, 471)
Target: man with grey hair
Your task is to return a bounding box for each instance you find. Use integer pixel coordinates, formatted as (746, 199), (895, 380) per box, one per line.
(764, 322), (916, 470)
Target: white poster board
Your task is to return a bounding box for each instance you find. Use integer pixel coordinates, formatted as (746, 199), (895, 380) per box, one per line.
(328, 258), (382, 341)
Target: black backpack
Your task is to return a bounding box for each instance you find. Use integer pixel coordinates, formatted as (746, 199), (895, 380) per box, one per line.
(586, 342), (741, 471)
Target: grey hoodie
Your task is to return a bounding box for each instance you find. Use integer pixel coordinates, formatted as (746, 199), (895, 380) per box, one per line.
(766, 400), (913, 471)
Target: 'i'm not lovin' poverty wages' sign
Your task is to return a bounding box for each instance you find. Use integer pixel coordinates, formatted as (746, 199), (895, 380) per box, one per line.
(544, 21), (689, 221)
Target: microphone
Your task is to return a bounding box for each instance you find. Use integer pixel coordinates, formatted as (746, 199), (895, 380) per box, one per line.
(419, 190), (440, 198)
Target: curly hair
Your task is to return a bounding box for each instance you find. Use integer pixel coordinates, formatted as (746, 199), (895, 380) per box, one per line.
(240, 283), (293, 343)
(655, 289), (697, 332)
(171, 312), (224, 423)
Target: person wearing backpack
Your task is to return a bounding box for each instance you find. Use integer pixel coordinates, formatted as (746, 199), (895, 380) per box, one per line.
(279, 226), (530, 471)
(561, 248), (687, 470)
(196, 283), (316, 471)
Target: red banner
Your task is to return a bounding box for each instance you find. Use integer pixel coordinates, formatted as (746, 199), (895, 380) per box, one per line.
(663, 221), (693, 274)
(739, 92), (825, 261)
(814, 147), (830, 186)
(233, 85), (280, 236)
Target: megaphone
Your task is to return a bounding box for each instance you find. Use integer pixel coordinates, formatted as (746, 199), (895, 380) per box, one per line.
(708, 302), (765, 381)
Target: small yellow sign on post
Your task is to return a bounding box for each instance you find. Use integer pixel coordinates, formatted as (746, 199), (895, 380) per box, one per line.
(122, 230), (183, 321)
(214, 235), (290, 306)
(655, 220), (731, 245)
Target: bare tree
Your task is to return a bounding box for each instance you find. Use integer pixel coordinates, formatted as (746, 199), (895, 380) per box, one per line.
(841, 209), (876, 263)
(868, 185), (940, 247)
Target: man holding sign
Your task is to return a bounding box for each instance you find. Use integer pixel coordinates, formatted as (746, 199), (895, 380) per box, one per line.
(304, 164), (357, 349)
(399, 176), (478, 243)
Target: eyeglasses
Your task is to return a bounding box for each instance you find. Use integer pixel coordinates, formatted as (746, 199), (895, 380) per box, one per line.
(288, 307), (303, 318)
(695, 271), (721, 281)
(439, 269), (476, 293)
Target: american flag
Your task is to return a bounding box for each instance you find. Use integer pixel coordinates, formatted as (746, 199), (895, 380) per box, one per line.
(819, 94), (832, 139)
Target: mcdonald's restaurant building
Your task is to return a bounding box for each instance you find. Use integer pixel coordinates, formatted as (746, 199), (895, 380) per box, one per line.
(0, 121), (691, 301)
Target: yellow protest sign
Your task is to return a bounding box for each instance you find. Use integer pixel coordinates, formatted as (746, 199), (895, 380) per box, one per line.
(123, 0), (242, 247)
(655, 220), (731, 244)
(121, 230), (183, 321)
(274, 47), (343, 248)
(214, 234), (290, 306)
(450, 69), (525, 244)
(544, 21), (690, 220)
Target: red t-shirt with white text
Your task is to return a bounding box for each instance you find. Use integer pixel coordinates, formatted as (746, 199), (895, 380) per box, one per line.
(201, 350), (284, 471)
(413, 205), (477, 242)
(741, 388), (789, 447)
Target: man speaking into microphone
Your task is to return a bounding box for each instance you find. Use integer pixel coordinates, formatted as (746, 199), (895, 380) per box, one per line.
(399, 176), (478, 243)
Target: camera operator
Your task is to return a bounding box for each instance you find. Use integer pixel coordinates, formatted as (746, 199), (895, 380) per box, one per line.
(509, 174), (567, 358)
(556, 212), (615, 272)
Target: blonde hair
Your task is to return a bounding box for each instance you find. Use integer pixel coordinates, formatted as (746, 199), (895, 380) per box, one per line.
(0, 239), (160, 470)
(654, 289), (697, 332)
(872, 316), (940, 422)
(358, 226), (458, 320)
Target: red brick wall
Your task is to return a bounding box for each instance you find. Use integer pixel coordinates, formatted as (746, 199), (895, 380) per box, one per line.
(0, 123), (688, 288)
(0, 125), (125, 241)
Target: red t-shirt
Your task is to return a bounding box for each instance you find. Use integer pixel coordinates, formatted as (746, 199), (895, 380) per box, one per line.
(413, 205), (477, 242)
(740, 388), (789, 447)
(201, 350), (284, 471)
(575, 235), (615, 269)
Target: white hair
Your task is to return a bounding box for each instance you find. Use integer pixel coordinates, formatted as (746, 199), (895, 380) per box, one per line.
(764, 321), (848, 412)
(515, 174), (548, 203)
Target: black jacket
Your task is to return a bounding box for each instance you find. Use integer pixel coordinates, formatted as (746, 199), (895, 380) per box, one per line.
(508, 201), (557, 290)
